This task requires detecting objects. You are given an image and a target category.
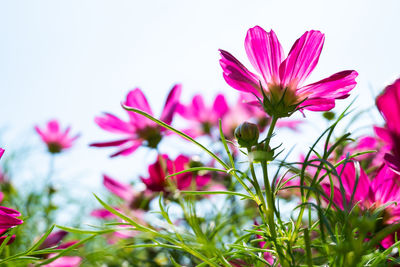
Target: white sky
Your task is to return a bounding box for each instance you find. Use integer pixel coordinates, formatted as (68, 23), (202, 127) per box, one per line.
(1, 0), (400, 206)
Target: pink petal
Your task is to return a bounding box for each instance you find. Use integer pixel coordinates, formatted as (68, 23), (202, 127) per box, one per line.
(94, 113), (134, 134)
(279, 31), (325, 89)
(297, 70), (358, 100)
(91, 208), (115, 219)
(110, 141), (142, 157)
(212, 94), (229, 119)
(219, 49), (262, 97)
(44, 255), (82, 267)
(376, 79), (400, 134)
(89, 138), (131, 148)
(124, 88), (154, 128)
(384, 153), (400, 175)
(160, 84), (182, 124)
(300, 98), (335, 111)
(245, 26), (283, 84)
(103, 174), (134, 201)
(0, 149), (4, 160)
(47, 120), (60, 133)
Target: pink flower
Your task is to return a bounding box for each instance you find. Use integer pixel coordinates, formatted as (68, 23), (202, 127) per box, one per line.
(141, 154), (211, 193)
(35, 120), (79, 154)
(0, 148), (4, 160)
(39, 231), (68, 249)
(219, 26), (358, 117)
(376, 78), (400, 174)
(177, 93), (229, 138)
(91, 84), (181, 157)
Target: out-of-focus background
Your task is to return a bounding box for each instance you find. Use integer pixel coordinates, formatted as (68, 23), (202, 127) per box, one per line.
(1, 0), (399, 219)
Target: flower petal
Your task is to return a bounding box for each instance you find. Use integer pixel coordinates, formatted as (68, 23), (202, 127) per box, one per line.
(376, 79), (400, 134)
(160, 84), (182, 124)
(279, 30), (325, 88)
(219, 49), (262, 97)
(297, 70), (358, 100)
(94, 113), (134, 134)
(103, 174), (134, 201)
(212, 94), (229, 118)
(245, 26), (283, 84)
(300, 98), (335, 111)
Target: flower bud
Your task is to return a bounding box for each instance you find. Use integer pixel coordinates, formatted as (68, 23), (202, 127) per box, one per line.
(234, 122), (259, 148)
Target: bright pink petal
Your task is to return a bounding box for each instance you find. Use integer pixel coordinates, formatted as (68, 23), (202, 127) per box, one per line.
(376, 79), (400, 134)
(94, 113), (134, 134)
(245, 26), (283, 84)
(160, 84), (182, 124)
(219, 49), (262, 96)
(44, 255), (82, 267)
(212, 94), (229, 119)
(124, 88), (154, 128)
(47, 120), (60, 133)
(0, 149), (3, 160)
(300, 98), (335, 111)
(279, 31), (325, 88)
(297, 70), (358, 100)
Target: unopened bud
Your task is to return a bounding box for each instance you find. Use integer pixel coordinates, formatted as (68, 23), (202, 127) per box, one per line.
(234, 122), (259, 148)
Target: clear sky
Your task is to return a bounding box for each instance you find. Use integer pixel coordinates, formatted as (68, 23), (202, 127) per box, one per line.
(1, 0), (400, 205)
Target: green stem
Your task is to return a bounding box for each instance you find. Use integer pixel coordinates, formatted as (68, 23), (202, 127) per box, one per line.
(260, 116), (288, 265)
(248, 148), (268, 224)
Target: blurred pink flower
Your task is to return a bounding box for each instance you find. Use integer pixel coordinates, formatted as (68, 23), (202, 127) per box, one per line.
(376, 78), (400, 174)
(141, 154), (211, 193)
(0, 148), (3, 159)
(219, 26), (358, 117)
(35, 120), (79, 154)
(91, 84), (181, 157)
(177, 93), (229, 138)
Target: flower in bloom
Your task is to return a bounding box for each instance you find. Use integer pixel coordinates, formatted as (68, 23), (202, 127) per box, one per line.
(322, 161), (400, 247)
(219, 26), (358, 118)
(141, 154), (211, 193)
(91, 84), (181, 157)
(35, 120), (79, 154)
(376, 78), (400, 174)
(0, 149), (23, 245)
(177, 93), (229, 138)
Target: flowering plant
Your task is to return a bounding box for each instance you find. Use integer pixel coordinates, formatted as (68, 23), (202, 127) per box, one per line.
(1, 25), (400, 267)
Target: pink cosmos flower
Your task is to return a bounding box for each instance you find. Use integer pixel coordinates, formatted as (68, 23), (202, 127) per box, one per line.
(141, 154), (211, 193)
(35, 120), (79, 154)
(91, 84), (181, 157)
(376, 78), (400, 174)
(177, 93), (229, 138)
(321, 162), (400, 248)
(219, 26), (358, 117)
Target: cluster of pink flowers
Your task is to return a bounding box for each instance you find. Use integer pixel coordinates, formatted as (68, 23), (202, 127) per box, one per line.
(0, 149), (23, 246)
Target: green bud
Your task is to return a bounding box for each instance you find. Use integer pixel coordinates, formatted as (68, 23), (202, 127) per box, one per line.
(234, 122), (259, 148)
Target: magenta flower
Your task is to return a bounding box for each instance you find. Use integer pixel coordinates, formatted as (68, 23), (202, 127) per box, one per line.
(141, 154), (211, 193)
(91, 84), (181, 157)
(35, 120), (79, 154)
(0, 148), (3, 160)
(376, 78), (400, 174)
(219, 26), (358, 117)
(177, 93), (229, 138)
